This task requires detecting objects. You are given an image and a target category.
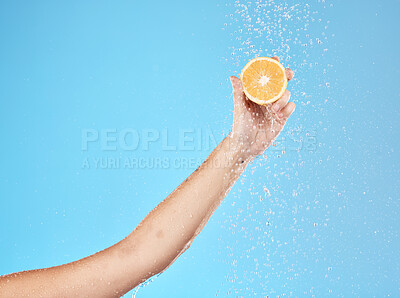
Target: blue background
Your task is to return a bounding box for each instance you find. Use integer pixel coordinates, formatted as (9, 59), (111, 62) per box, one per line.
(0, 0), (399, 296)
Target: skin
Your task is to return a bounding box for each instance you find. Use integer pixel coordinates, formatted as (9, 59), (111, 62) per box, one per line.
(0, 57), (295, 298)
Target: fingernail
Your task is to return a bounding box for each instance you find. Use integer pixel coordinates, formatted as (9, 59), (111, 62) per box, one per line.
(273, 104), (280, 112)
(279, 113), (284, 118)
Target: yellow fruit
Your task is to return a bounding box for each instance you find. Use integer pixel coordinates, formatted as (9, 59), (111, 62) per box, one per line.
(240, 57), (287, 105)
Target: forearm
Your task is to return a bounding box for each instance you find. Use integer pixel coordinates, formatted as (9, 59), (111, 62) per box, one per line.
(120, 133), (252, 285)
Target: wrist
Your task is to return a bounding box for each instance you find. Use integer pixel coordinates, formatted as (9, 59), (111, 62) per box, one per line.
(226, 132), (255, 163)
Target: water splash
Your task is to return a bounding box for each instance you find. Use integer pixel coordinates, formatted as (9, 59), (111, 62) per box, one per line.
(218, 0), (334, 296)
(130, 274), (160, 298)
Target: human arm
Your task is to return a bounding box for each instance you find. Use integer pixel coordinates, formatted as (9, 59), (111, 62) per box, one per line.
(0, 57), (295, 297)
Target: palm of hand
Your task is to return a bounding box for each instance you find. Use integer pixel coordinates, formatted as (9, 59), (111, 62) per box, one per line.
(232, 96), (286, 157)
(230, 57), (295, 158)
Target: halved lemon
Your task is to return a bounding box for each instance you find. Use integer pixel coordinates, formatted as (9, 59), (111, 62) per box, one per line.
(240, 57), (287, 105)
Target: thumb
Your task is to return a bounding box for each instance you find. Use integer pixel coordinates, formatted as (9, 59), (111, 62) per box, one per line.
(229, 76), (245, 105)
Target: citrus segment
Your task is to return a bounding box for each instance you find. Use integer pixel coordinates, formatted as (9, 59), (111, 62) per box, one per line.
(240, 57), (288, 105)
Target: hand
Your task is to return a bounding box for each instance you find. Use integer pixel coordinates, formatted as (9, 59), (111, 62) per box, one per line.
(229, 56), (295, 159)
